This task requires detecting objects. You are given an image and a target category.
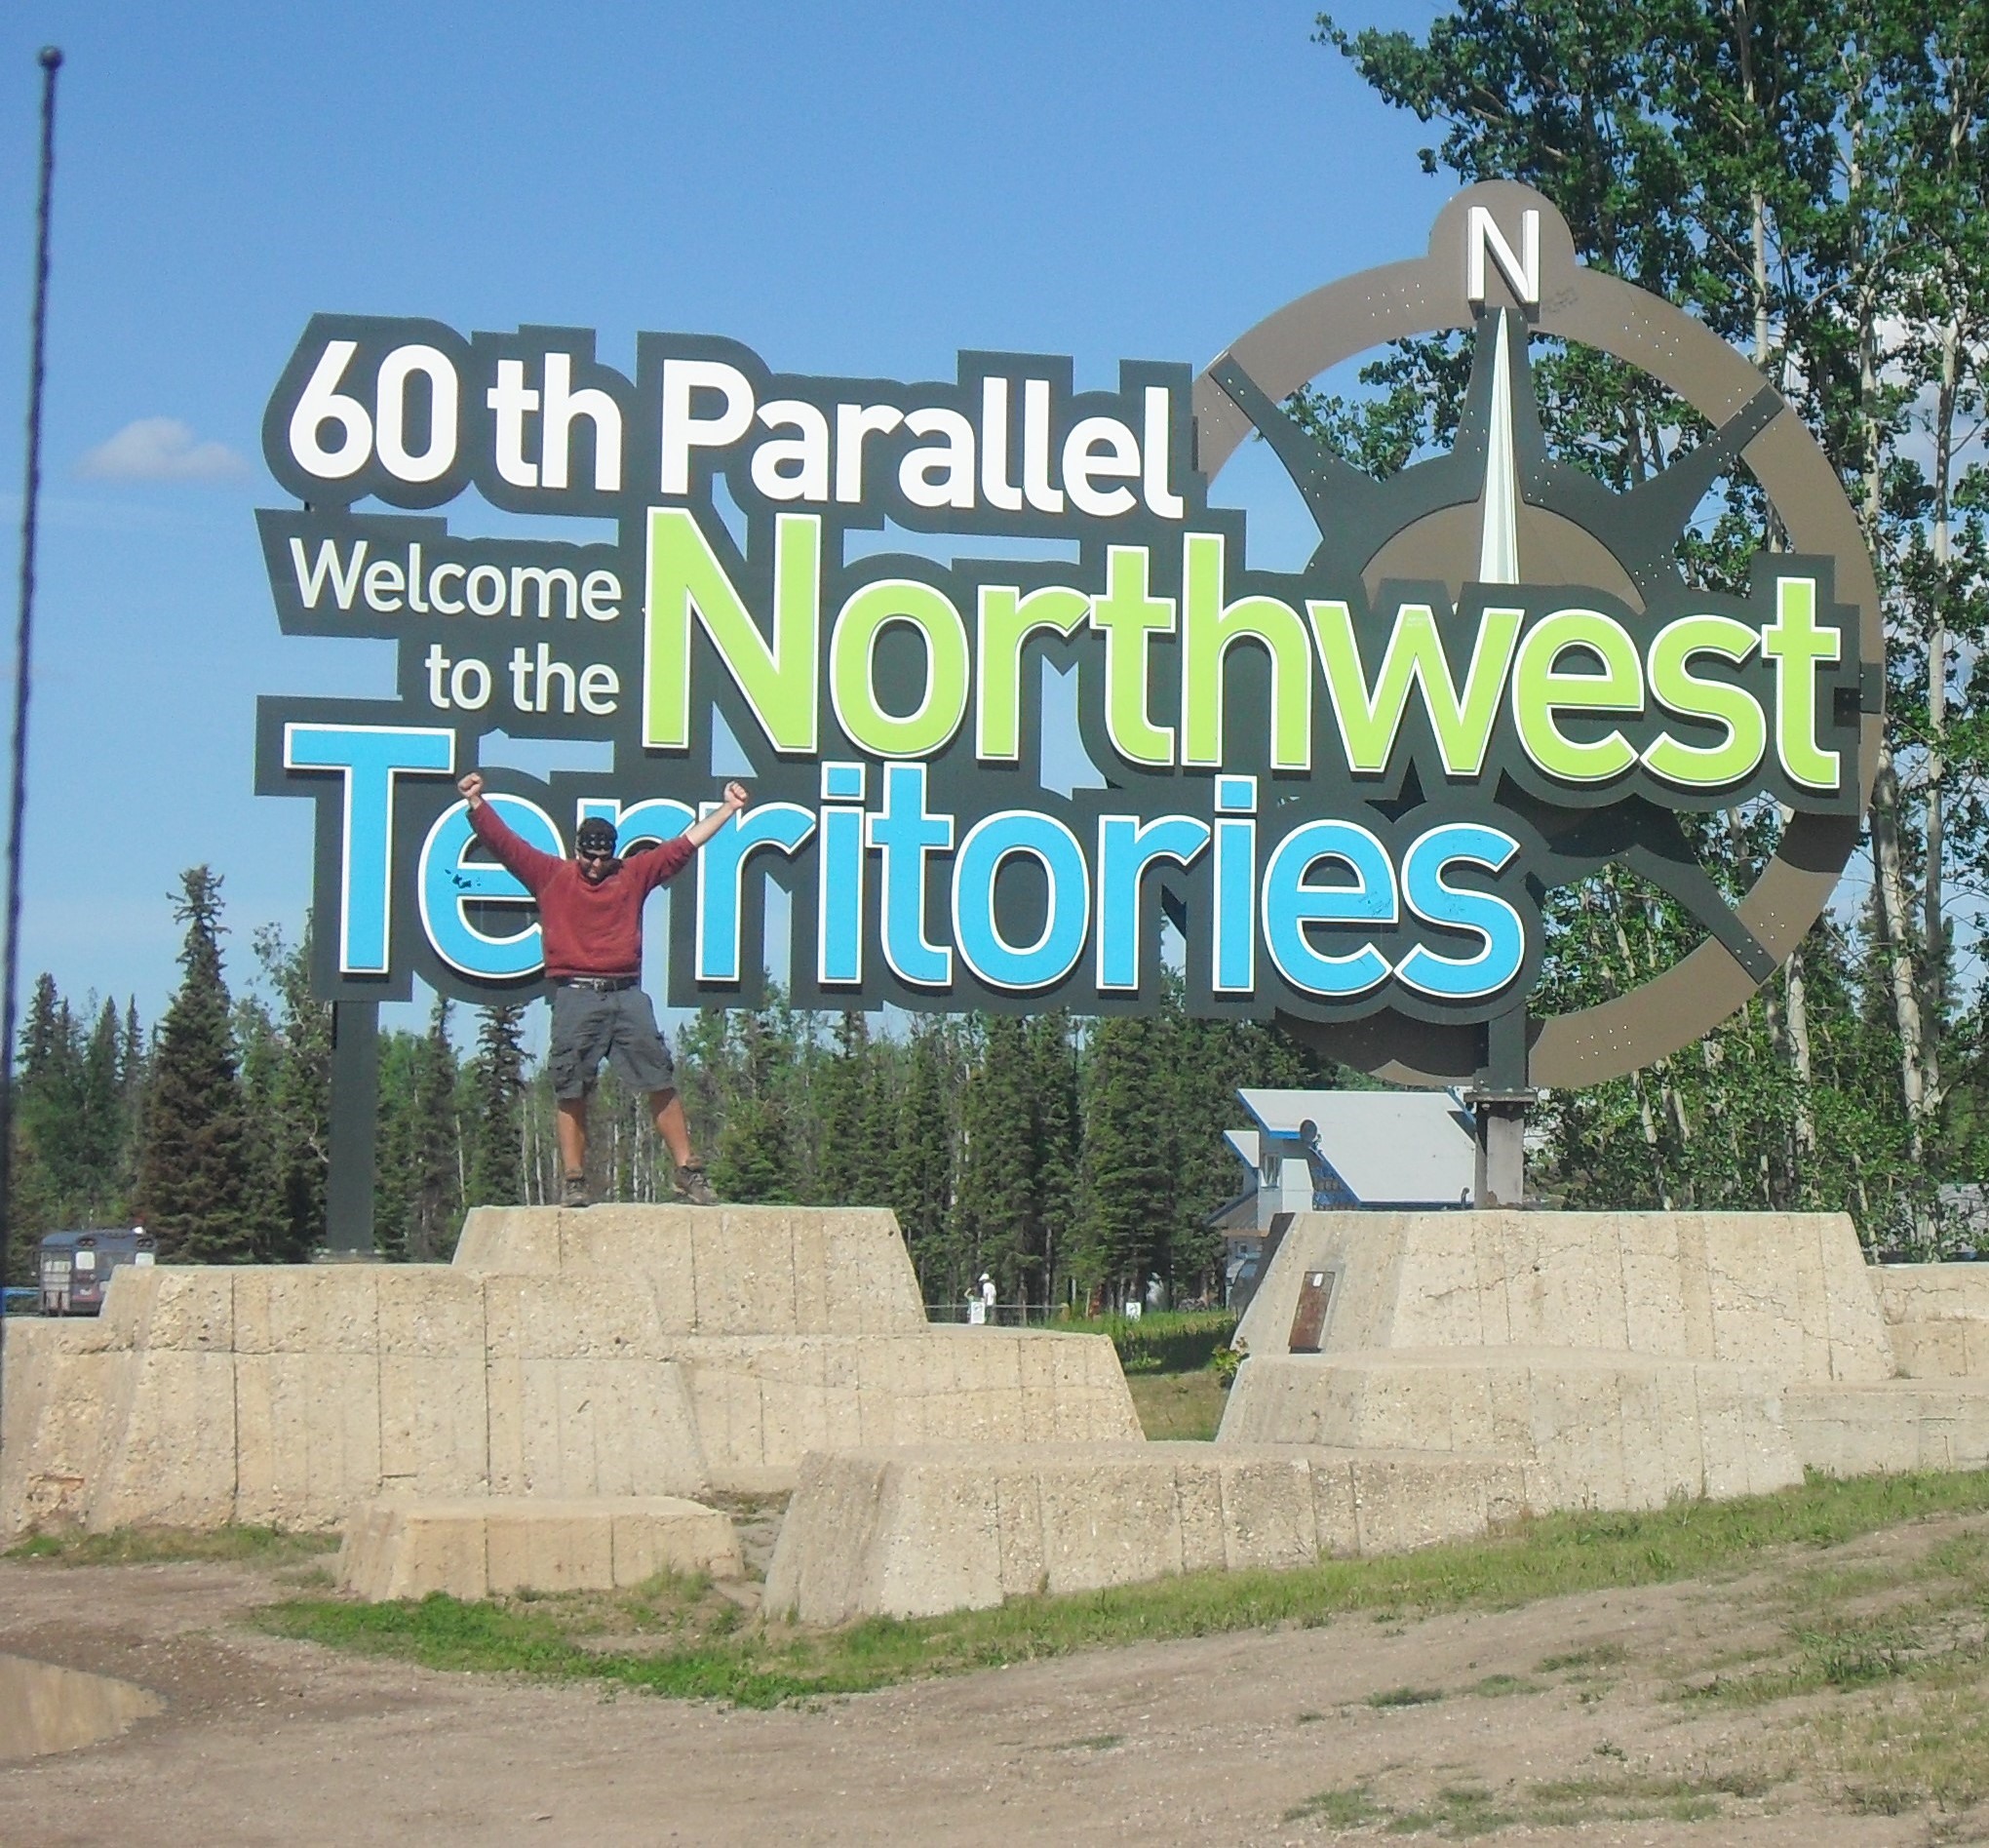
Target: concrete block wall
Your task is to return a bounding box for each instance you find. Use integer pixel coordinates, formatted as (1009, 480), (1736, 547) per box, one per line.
(337, 1495), (744, 1601)
(1223, 1348), (1801, 1507)
(1226, 1211), (1989, 1496)
(1874, 1265), (1989, 1377)
(764, 1443), (1537, 1624)
(1234, 1210), (1894, 1385)
(673, 1330), (1139, 1491)
(452, 1203), (928, 1334)
(0, 1205), (1138, 1539)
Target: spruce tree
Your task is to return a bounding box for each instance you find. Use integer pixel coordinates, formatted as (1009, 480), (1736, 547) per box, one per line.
(18, 979), (81, 1210)
(6, 976), (65, 1282)
(119, 999), (147, 1194)
(136, 868), (257, 1262)
(949, 1015), (1035, 1307)
(816, 1010), (889, 1205)
(76, 1000), (126, 1223)
(371, 1027), (420, 1261)
(1026, 1011), (1081, 1307)
(711, 1003), (798, 1202)
(410, 995), (465, 1253)
(891, 1017), (962, 1301)
(465, 1003), (526, 1206)
(1073, 1012), (1176, 1309)
(252, 924), (332, 1262)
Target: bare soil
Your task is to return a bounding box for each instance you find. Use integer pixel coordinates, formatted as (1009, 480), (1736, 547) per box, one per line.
(0, 1527), (1970, 1847)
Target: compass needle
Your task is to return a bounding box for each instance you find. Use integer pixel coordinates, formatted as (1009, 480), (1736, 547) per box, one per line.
(1477, 310), (1521, 587)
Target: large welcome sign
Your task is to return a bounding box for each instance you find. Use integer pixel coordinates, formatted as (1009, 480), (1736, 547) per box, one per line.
(256, 183), (1880, 1086)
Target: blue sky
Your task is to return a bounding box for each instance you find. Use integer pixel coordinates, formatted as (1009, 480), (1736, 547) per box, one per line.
(0, 1), (1445, 1028)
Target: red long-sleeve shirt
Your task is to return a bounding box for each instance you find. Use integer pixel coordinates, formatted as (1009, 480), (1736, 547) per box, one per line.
(468, 802), (694, 980)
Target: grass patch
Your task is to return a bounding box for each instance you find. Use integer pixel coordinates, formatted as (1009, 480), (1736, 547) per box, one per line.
(1468, 1672), (1541, 1698)
(1368, 1684), (1445, 1707)
(6, 1525), (340, 1568)
(1808, 1686), (1989, 1817)
(1282, 1769), (1774, 1836)
(1283, 1783), (1385, 1826)
(1646, 1523), (1989, 1825)
(1383, 1784), (1520, 1836)
(1680, 1529), (1989, 1708)
(1056, 1308), (1237, 1374)
(1522, 1769), (1770, 1828)
(1536, 1640), (1628, 1674)
(261, 1466), (1989, 1710)
(1126, 1368), (1228, 1440)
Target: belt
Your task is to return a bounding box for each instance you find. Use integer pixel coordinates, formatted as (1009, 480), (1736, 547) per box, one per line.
(557, 975), (639, 992)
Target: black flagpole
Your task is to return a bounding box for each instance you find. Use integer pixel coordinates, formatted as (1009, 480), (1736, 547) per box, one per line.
(1, 48), (64, 1357)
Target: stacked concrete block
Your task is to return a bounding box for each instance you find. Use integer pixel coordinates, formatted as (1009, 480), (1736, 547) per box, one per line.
(0, 1204), (1137, 1539)
(1224, 1348), (1801, 1507)
(1224, 1209), (1989, 1495)
(1232, 1210), (1894, 1382)
(451, 1202), (929, 1334)
(337, 1495), (743, 1601)
(1874, 1265), (1989, 1378)
(68, 1268), (240, 1532)
(764, 1443), (1536, 1624)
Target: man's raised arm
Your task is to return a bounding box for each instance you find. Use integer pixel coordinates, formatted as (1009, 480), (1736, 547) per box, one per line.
(457, 770), (563, 893)
(682, 781), (752, 850)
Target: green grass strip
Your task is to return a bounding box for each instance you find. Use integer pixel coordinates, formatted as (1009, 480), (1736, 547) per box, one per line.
(259, 1466), (1989, 1710)
(8, 1525), (340, 1568)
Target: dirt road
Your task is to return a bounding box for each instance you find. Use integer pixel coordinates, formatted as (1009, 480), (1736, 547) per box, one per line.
(0, 1540), (1952, 1846)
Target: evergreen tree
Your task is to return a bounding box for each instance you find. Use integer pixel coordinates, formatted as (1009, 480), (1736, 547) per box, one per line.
(371, 1026), (421, 1261)
(119, 998), (147, 1195)
(20, 972), (63, 1083)
(1026, 1010), (1081, 1308)
(816, 1010), (890, 1205)
(711, 1003), (799, 1202)
(18, 979), (81, 1212)
(949, 1015), (1036, 1306)
(892, 1017), (962, 1300)
(5, 975), (66, 1283)
(136, 868), (257, 1262)
(1073, 1012), (1177, 1309)
(465, 1003), (526, 1207)
(77, 999), (125, 1217)
(252, 924), (332, 1263)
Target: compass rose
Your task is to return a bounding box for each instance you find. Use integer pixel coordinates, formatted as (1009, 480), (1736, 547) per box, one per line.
(1194, 182), (1883, 1091)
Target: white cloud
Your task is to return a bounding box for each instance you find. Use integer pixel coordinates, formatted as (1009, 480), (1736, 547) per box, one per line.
(77, 417), (248, 484)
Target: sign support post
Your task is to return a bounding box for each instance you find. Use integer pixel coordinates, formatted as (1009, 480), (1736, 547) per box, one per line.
(1466, 1005), (1535, 1208)
(323, 999), (378, 1259)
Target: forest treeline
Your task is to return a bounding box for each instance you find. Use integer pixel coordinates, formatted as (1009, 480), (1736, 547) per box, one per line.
(0, 867), (1335, 1308)
(14, 4), (1989, 1286)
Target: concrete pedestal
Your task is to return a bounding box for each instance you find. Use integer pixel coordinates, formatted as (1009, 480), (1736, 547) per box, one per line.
(1223, 1208), (1989, 1494)
(0, 1205), (1138, 1539)
(767, 1211), (1989, 1623)
(19, 1201), (1989, 1626)
(336, 1494), (743, 1601)
(764, 1442), (1535, 1623)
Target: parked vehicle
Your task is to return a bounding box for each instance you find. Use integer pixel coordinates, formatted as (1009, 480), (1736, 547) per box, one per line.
(38, 1229), (155, 1316)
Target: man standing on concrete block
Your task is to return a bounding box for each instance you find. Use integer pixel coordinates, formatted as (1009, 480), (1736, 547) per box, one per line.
(457, 769), (750, 1209)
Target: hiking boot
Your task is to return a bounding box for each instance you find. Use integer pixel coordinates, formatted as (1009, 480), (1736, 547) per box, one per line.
(675, 1163), (720, 1207)
(560, 1172), (590, 1209)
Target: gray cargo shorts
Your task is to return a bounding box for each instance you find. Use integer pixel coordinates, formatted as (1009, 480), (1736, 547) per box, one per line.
(549, 981), (676, 1102)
